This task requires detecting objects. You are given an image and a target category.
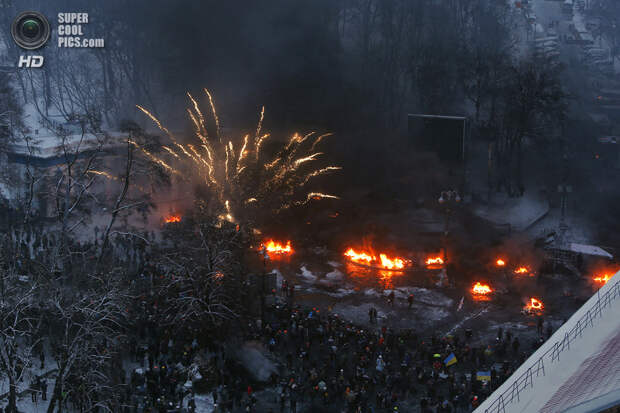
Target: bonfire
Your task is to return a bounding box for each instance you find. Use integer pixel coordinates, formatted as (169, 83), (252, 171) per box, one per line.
(525, 297), (544, 312)
(514, 266), (531, 275)
(593, 273), (612, 285)
(164, 214), (182, 223)
(344, 248), (409, 271)
(425, 256), (444, 268)
(261, 240), (294, 256)
(472, 282), (492, 295)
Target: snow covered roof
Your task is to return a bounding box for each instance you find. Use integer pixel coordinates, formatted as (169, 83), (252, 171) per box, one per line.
(7, 130), (127, 167)
(476, 271), (620, 413)
(569, 243), (613, 259)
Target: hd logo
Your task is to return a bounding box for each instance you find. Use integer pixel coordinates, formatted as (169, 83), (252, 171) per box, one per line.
(18, 55), (44, 68)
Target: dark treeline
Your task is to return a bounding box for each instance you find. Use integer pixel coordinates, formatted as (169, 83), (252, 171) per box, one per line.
(0, 0), (567, 198)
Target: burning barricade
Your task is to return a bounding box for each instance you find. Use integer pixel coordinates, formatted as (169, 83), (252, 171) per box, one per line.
(523, 297), (544, 314)
(164, 214), (182, 224)
(471, 282), (493, 301)
(425, 256), (444, 269)
(261, 240), (294, 257)
(513, 266), (533, 276)
(343, 248), (411, 271)
(593, 271), (616, 286)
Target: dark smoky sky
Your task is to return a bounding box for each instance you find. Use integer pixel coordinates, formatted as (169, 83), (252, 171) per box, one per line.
(125, 0), (347, 131)
(7, 0), (620, 238)
(4, 0), (351, 130)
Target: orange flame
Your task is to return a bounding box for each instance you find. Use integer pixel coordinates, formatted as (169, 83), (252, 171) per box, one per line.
(472, 282), (492, 295)
(344, 248), (409, 271)
(164, 214), (182, 223)
(526, 297), (544, 311)
(514, 266), (530, 275)
(594, 273), (612, 285)
(344, 248), (375, 265)
(496, 259), (506, 266)
(425, 257), (444, 266)
(262, 240), (293, 255)
(379, 254), (405, 270)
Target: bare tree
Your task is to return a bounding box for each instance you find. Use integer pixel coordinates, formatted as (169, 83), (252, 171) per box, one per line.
(44, 275), (127, 413)
(0, 262), (40, 413)
(151, 210), (245, 333)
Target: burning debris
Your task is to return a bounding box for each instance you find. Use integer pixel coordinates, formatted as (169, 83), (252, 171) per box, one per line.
(425, 256), (444, 269)
(514, 266), (532, 276)
(134, 90), (341, 223)
(164, 214), (182, 223)
(344, 248), (410, 271)
(261, 240), (294, 256)
(593, 273), (612, 285)
(524, 297), (544, 313)
(472, 282), (492, 297)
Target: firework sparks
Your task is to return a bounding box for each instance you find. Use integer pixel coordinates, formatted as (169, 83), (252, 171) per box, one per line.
(87, 170), (117, 180)
(134, 90), (340, 221)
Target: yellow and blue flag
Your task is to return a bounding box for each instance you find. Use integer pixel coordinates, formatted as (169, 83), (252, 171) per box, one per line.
(477, 371), (491, 382)
(444, 353), (457, 366)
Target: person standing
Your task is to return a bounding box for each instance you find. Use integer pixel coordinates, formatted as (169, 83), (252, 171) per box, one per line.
(537, 316), (544, 336)
(41, 379), (47, 401)
(407, 293), (414, 309)
(30, 379), (38, 403)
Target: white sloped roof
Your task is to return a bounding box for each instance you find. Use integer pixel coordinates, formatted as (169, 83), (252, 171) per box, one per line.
(476, 271), (620, 413)
(569, 243), (613, 259)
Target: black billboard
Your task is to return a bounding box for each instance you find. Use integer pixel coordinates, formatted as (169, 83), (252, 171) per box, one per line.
(408, 114), (467, 163)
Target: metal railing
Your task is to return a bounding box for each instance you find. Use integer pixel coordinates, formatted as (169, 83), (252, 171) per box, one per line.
(482, 277), (620, 413)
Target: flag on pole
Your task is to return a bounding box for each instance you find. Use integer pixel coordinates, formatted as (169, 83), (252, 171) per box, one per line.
(444, 353), (457, 366)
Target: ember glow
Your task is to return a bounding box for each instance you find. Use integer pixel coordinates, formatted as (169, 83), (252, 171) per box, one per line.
(425, 257), (444, 266)
(525, 297), (544, 311)
(472, 282), (492, 295)
(164, 214), (182, 223)
(496, 259), (506, 266)
(593, 273), (612, 285)
(344, 248), (409, 271)
(514, 266), (530, 275)
(262, 240), (293, 255)
(134, 90), (341, 223)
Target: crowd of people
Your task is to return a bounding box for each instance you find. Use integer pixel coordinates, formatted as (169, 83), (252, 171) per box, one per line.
(36, 281), (551, 413)
(246, 294), (552, 413)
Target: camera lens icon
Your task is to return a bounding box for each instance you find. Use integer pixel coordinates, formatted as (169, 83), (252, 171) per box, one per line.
(12, 11), (51, 50)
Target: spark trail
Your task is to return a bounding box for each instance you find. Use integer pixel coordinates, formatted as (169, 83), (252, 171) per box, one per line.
(134, 89), (341, 222)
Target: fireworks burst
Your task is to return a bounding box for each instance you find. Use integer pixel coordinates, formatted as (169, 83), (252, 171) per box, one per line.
(134, 89), (341, 222)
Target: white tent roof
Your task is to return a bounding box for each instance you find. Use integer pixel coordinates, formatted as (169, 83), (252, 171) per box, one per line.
(476, 271), (620, 413)
(569, 243), (613, 259)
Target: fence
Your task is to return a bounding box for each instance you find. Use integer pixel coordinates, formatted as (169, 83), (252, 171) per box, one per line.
(482, 277), (620, 413)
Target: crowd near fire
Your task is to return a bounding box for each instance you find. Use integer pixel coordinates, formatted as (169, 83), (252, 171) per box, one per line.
(4, 0), (620, 411)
